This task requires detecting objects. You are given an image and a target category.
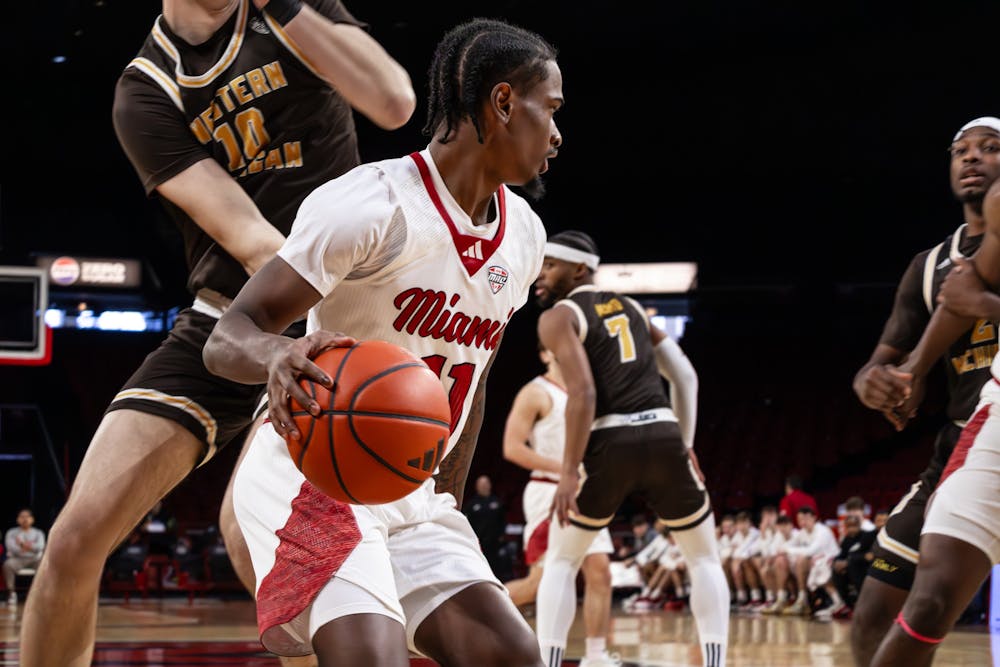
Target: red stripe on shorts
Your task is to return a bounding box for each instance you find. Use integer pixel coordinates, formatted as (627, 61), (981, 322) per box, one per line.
(939, 403), (991, 486)
(525, 518), (550, 566)
(256, 481), (361, 640)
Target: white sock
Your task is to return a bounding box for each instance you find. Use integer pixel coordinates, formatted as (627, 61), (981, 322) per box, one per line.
(640, 585), (652, 597)
(776, 589), (787, 603)
(585, 637), (607, 659)
(829, 590), (843, 606)
(536, 522), (594, 667)
(750, 588), (761, 602)
(671, 516), (729, 667)
(796, 590), (806, 603)
(675, 585), (685, 598)
(736, 589), (747, 604)
(766, 590), (775, 603)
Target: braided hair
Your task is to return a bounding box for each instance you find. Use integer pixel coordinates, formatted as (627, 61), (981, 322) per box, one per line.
(422, 18), (557, 144)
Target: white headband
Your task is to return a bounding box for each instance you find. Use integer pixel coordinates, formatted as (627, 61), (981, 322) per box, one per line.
(953, 116), (1000, 142)
(545, 242), (600, 270)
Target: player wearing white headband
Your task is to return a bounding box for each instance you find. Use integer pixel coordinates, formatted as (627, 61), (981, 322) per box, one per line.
(868, 122), (1000, 664)
(850, 116), (1000, 665)
(533, 230), (730, 667)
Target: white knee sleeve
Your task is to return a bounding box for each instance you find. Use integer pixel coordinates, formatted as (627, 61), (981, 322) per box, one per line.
(536, 522), (599, 662)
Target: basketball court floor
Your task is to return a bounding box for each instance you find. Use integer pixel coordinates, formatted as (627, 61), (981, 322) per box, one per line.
(0, 596), (992, 666)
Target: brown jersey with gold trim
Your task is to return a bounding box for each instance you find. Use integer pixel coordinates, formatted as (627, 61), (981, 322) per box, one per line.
(112, 0), (362, 300)
(561, 285), (669, 418)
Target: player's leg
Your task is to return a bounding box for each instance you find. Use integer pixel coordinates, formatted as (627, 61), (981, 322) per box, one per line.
(536, 520), (603, 667)
(731, 557), (747, 605)
(642, 421), (728, 667)
(219, 411), (265, 594)
(20, 410), (204, 667)
(782, 556), (811, 615)
(852, 423), (960, 666)
(414, 582), (543, 667)
(870, 413), (999, 667)
(220, 412), (317, 667)
(869, 534), (991, 667)
(580, 552), (613, 665)
(506, 562), (544, 607)
(670, 514), (731, 667)
(312, 613), (409, 667)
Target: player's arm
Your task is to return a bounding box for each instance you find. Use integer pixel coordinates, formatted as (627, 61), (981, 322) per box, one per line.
(203, 256), (354, 440)
(502, 383), (562, 475)
(852, 252), (928, 417)
(113, 77), (284, 277)
(902, 184), (1000, 378)
(538, 305), (596, 526)
(433, 340), (502, 508)
(649, 324), (697, 449)
(258, 0), (415, 129)
(157, 160), (286, 275)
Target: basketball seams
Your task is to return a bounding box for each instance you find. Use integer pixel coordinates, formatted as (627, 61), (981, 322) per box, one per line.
(290, 340), (450, 503)
(348, 361), (438, 485)
(327, 343), (362, 504)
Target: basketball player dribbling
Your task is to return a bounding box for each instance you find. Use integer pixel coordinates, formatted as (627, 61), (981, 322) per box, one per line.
(202, 18), (563, 666)
(502, 345), (617, 666)
(868, 124), (1000, 666)
(19, 2), (415, 665)
(532, 231), (730, 667)
(849, 116), (1000, 666)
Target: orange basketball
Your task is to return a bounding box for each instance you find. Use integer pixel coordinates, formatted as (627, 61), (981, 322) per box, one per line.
(285, 340), (451, 504)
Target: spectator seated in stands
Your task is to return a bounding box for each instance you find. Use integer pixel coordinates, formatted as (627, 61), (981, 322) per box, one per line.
(4, 508), (45, 606)
(779, 507), (841, 619)
(617, 514), (657, 561)
(624, 531), (687, 612)
(141, 500), (177, 557)
(842, 495), (876, 531)
(730, 511), (763, 610)
(761, 515), (800, 614)
(620, 524), (670, 610)
(716, 514), (738, 594)
(105, 529), (148, 585)
(873, 508), (890, 532)
(829, 514), (876, 618)
(748, 506), (778, 608)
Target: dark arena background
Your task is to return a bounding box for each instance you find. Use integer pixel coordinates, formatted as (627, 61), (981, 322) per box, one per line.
(1, 1), (998, 665)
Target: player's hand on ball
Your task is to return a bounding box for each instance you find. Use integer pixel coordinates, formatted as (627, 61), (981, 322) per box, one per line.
(937, 257), (987, 318)
(551, 470), (581, 527)
(267, 330), (356, 441)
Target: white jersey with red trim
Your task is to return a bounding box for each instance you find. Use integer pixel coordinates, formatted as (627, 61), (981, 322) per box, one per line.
(528, 376), (568, 482)
(278, 148), (546, 463)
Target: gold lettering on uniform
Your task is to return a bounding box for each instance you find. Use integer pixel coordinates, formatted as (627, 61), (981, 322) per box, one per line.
(246, 68), (271, 97)
(198, 107), (216, 134)
(283, 141), (302, 167)
(594, 298), (624, 317)
(230, 74), (253, 105)
(264, 148), (284, 170)
(971, 319), (996, 345)
(247, 152), (265, 174)
(210, 102), (224, 122)
(215, 85), (236, 112)
(263, 61), (288, 90)
(189, 118), (212, 144)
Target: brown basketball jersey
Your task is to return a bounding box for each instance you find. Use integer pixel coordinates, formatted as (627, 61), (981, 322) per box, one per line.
(880, 224), (998, 423)
(559, 285), (669, 418)
(112, 0), (363, 300)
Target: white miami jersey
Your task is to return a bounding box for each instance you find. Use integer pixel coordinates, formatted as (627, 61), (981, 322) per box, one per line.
(278, 148), (546, 462)
(528, 376), (568, 482)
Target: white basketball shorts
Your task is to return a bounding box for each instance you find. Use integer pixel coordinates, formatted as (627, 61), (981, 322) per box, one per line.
(922, 380), (1000, 564)
(234, 423), (502, 656)
(522, 478), (613, 566)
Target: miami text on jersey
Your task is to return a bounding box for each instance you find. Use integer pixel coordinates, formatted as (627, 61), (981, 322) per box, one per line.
(392, 288), (514, 351)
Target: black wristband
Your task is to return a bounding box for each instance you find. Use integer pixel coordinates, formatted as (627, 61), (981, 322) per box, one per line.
(265, 0), (303, 27)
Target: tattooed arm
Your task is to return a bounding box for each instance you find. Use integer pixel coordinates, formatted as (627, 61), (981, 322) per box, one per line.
(434, 338), (502, 509)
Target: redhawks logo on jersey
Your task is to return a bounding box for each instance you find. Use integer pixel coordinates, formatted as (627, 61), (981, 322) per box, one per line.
(487, 266), (509, 294)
